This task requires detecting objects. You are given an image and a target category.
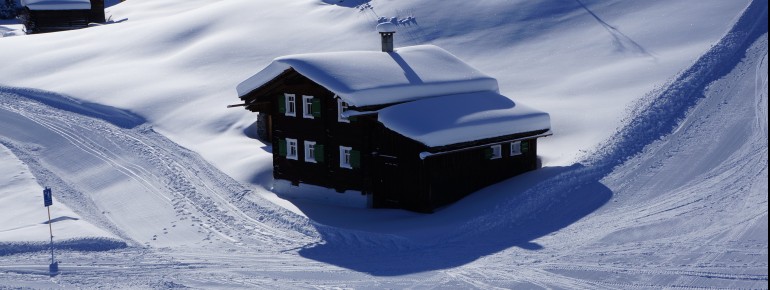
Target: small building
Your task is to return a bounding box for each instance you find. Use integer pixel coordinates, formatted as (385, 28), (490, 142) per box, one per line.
(20, 0), (104, 33)
(233, 25), (551, 213)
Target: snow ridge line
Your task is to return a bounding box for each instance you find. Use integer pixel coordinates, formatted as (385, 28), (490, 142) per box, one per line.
(584, 0), (768, 172)
(452, 0), (767, 241)
(0, 86), (145, 129)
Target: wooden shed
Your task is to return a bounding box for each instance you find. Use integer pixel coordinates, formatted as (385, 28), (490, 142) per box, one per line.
(233, 44), (551, 213)
(20, 0), (104, 33)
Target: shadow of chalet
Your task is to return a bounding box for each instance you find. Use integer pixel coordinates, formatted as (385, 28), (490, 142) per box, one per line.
(297, 164), (612, 276)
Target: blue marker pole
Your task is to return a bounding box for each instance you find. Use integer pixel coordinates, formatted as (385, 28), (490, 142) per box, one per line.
(43, 187), (57, 274)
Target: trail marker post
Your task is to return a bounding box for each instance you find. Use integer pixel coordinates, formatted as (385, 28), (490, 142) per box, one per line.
(43, 187), (58, 275)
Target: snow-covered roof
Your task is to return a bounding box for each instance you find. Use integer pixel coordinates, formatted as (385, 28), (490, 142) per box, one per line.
(21, 0), (91, 10)
(377, 91), (551, 148)
(237, 45), (499, 107)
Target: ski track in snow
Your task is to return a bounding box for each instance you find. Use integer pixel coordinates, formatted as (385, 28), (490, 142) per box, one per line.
(1, 1), (768, 288)
(0, 89), (318, 250)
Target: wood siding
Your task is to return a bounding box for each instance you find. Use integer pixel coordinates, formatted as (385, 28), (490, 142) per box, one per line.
(240, 70), (545, 213)
(246, 71), (368, 193)
(23, 9), (90, 33)
(22, 1), (103, 33)
(368, 122), (539, 213)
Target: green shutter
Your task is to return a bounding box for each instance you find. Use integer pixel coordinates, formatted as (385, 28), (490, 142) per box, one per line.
(311, 98), (322, 117)
(278, 139), (287, 157)
(314, 144), (325, 163)
(521, 141), (530, 153)
(484, 147), (493, 160)
(350, 150), (361, 169)
(278, 95), (286, 114)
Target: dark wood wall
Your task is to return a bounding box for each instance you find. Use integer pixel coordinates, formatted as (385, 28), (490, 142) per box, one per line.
(90, 0), (105, 23)
(260, 71), (369, 194)
(242, 69), (544, 213)
(422, 139), (538, 210)
(21, 0), (103, 33)
(24, 9), (90, 33)
(368, 122), (539, 212)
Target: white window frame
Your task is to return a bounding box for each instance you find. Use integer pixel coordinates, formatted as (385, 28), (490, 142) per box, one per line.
(339, 146), (353, 169)
(304, 141), (317, 163)
(490, 144), (502, 160)
(337, 98), (350, 123)
(286, 138), (298, 160)
(510, 141), (522, 156)
(302, 95), (315, 119)
(285, 94), (296, 117)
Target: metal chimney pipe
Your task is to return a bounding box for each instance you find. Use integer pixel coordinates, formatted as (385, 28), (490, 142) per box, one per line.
(377, 23), (397, 52)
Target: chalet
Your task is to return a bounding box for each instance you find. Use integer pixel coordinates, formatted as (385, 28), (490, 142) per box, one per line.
(232, 24), (551, 213)
(20, 0), (104, 33)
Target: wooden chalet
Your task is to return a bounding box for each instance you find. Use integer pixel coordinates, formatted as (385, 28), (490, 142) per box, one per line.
(232, 25), (551, 213)
(20, 0), (104, 33)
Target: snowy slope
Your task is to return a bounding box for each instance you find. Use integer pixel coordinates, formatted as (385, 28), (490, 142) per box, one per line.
(0, 0), (767, 288)
(0, 144), (123, 255)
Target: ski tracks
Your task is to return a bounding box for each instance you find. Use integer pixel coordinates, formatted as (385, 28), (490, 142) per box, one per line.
(0, 91), (316, 251)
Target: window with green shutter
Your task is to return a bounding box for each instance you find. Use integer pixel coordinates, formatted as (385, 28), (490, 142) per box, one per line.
(278, 95), (285, 114)
(278, 139), (287, 157)
(350, 150), (361, 169)
(314, 144), (325, 163)
(311, 98), (322, 117)
(521, 141), (530, 153)
(485, 145), (502, 160)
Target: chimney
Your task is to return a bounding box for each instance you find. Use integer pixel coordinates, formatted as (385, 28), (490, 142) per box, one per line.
(377, 22), (396, 52)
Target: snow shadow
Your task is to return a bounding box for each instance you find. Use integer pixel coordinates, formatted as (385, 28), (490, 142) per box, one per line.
(0, 238), (127, 256)
(43, 216), (80, 224)
(320, 0), (371, 8)
(584, 0), (768, 171)
(1, 86), (146, 129)
(105, 0), (123, 7)
(299, 164), (613, 276)
(575, 0), (654, 58)
(388, 52), (423, 85)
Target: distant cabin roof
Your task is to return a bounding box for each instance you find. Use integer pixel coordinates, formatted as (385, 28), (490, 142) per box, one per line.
(21, 0), (91, 10)
(377, 91), (551, 148)
(237, 45), (499, 107)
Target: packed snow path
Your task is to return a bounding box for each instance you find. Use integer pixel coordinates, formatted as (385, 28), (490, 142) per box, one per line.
(0, 87), (316, 251)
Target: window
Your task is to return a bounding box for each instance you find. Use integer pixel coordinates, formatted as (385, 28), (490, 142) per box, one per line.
(510, 141), (522, 156)
(302, 95), (316, 119)
(339, 146), (352, 169)
(305, 141), (317, 163)
(339, 146), (360, 169)
(337, 98), (350, 123)
(286, 138), (298, 160)
(486, 144), (502, 160)
(284, 94), (296, 117)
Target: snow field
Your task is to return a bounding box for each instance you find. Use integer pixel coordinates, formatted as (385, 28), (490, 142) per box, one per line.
(0, 0), (767, 288)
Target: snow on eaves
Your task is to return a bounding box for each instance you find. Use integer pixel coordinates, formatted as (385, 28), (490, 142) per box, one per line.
(378, 91), (551, 148)
(21, 0), (91, 10)
(236, 45), (499, 107)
